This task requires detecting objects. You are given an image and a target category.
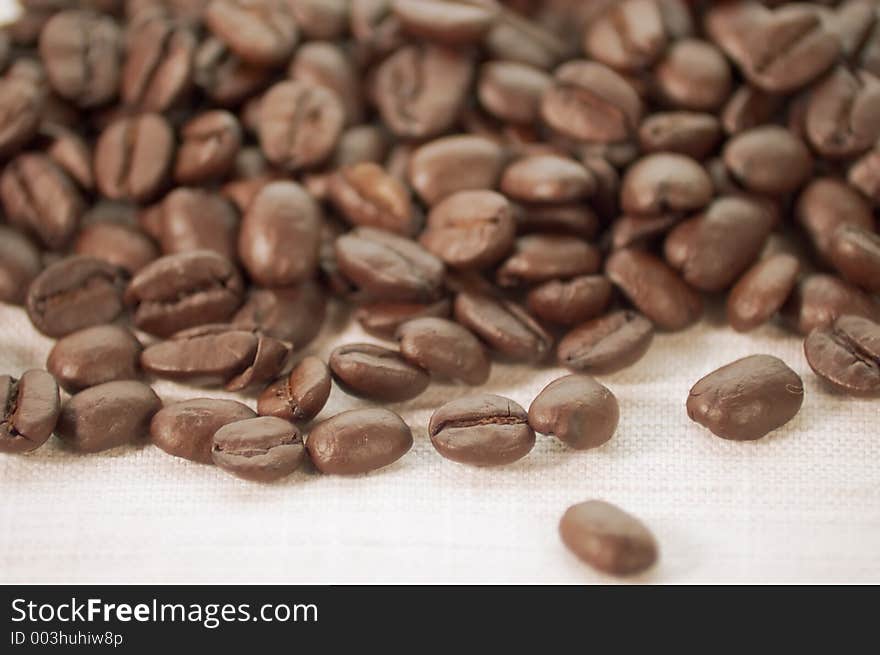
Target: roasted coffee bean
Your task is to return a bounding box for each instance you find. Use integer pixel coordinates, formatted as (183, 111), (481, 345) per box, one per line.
(259, 80), (345, 172)
(125, 250), (244, 337)
(687, 354), (804, 441)
(391, 0), (497, 44)
(151, 397), (256, 464)
(329, 342), (429, 402)
(212, 416), (305, 482)
(289, 41), (363, 126)
(804, 314), (880, 396)
(497, 235), (601, 287)
(26, 256), (126, 338)
(350, 0), (406, 60)
(605, 249), (702, 331)
(47, 325), (142, 393)
(727, 254), (800, 333)
(193, 37), (272, 107)
(783, 273), (880, 335)
(515, 203), (601, 240)
(56, 380), (161, 453)
(428, 394), (535, 467)
(557, 310), (654, 375)
(454, 291), (552, 363)
(0, 370), (60, 454)
(609, 213), (680, 250)
(541, 60), (643, 144)
(94, 113), (175, 202)
(396, 317), (490, 385)
(723, 126), (813, 196)
(420, 190), (515, 270)
(478, 60), (552, 125)
(721, 85), (784, 136)
(0, 75), (43, 158)
(329, 162), (417, 236)
(559, 500), (658, 576)
(848, 145), (880, 204)
(372, 43), (473, 139)
(827, 225), (880, 293)
(233, 281), (326, 346)
(1, 153), (83, 250)
(529, 374), (618, 450)
(74, 222), (158, 275)
(204, 0), (298, 66)
(0, 227), (42, 305)
(805, 66), (880, 159)
(484, 10), (569, 71)
(654, 39), (731, 111)
(407, 135), (505, 207)
(355, 298), (451, 340)
(238, 181), (322, 287)
(620, 153), (713, 216)
(43, 124), (93, 190)
(258, 356), (331, 422)
(159, 188), (238, 260)
(501, 155), (595, 204)
(289, 0), (348, 39)
(38, 10), (122, 108)
(307, 408), (413, 475)
(332, 124), (389, 168)
(174, 110), (242, 185)
(335, 227), (445, 302)
(526, 275), (612, 327)
(637, 112), (722, 160)
(796, 177), (875, 261)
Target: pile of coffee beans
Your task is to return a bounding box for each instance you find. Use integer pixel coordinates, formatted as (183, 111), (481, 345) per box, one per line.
(2, 0), (880, 577)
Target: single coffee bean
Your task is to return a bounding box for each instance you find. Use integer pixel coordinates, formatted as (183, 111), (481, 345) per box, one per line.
(0, 75), (43, 158)
(391, 0), (497, 45)
(56, 380), (161, 453)
(848, 145), (880, 204)
(484, 11), (568, 71)
(478, 60), (552, 125)
(47, 325), (142, 393)
(723, 126), (813, 196)
(637, 112), (722, 160)
(429, 394), (535, 467)
(783, 273), (880, 335)
(42, 123), (94, 190)
(193, 37), (272, 107)
(1, 152), (83, 250)
(526, 275), (612, 327)
(335, 227), (445, 302)
(329, 342), (430, 402)
(396, 317), (490, 385)
(805, 65), (880, 159)
(307, 407), (413, 475)
(0, 370), (60, 454)
(515, 203), (601, 240)
(355, 298), (452, 340)
(233, 281), (326, 346)
(38, 10), (122, 108)
(620, 153), (713, 216)
(687, 354), (804, 441)
(160, 188), (239, 260)
(795, 177), (875, 261)
(497, 235), (601, 287)
(557, 310), (654, 375)
(500, 154), (595, 204)
(827, 225), (880, 293)
(331, 124), (389, 168)
(74, 222), (158, 275)
(654, 38), (732, 111)
(721, 85), (784, 135)
(289, 0), (349, 39)
(94, 113), (175, 202)
(804, 314), (880, 396)
(125, 250), (244, 338)
(211, 416), (305, 482)
(238, 181), (322, 287)
(151, 398), (256, 464)
(0, 226), (42, 305)
(529, 374), (618, 451)
(258, 356), (331, 422)
(204, 0), (298, 66)
(609, 213), (680, 250)
(329, 162), (417, 236)
(26, 256), (126, 338)
(454, 291), (552, 363)
(559, 500), (658, 576)
(289, 41), (363, 126)
(605, 249), (702, 331)
(727, 254), (800, 333)
(174, 110), (242, 185)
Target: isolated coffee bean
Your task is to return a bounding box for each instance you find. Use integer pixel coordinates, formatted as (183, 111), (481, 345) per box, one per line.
(500, 155), (596, 204)
(478, 60), (552, 125)
(429, 394), (535, 467)
(307, 408), (412, 475)
(57, 380), (161, 453)
(0, 227), (41, 305)
(0, 75), (43, 158)
(355, 298), (452, 340)
(27, 256), (126, 338)
(796, 177), (875, 261)
(620, 153), (713, 216)
(454, 291), (552, 363)
(638, 112), (722, 160)
(193, 37), (272, 107)
(151, 398), (256, 464)
(160, 189), (239, 260)
(258, 356), (331, 422)
(526, 275), (612, 327)
(211, 416), (305, 482)
(391, 0), (497, 44)
(783, 273), (880, 335)
(827, 225), (880, 293)
(497, 235), (601, 287)
(557, 310), (655, 375)
(654, 38), (731, 111)
(174, 111), (242, 185)
(329, 162), (417, 236)
(74, 222), (158, 275)
(723, 126), (813, 195)
(805, 66), (880, 159)
(233, 282), (326, 347)
(727, 254), (800, 333)
(329, 342), (429, 402)
(721, 85), (784, 136)
(804, 314), (880, 396)
(396, 317), (490, 385)
(407, 135), (505, 207)
(559, 500), (658, 576)
(529, 375), (618, 450)
(205, 0), (298, 67)
(239, 182), (322, 288)
(0, 370), (60, 454)
(688, 355), (804, 441)
(47, 325), (142, 393)
(125, 250), (244, 338)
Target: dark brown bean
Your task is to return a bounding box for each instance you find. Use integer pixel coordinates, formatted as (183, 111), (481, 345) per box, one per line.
(0, 76), (43, 158)
(454, 291), (552, 363)
(637, 112), (722, 160)
(391, 0), (497, 44)
(74, 222), (158, 275)
(0, 226), (42, 305)
(478, 60), (552, 125)
(500, 155), (595, 204)
(654, 38), (732, 111)
(804, 314), (880, 396)
(159, 188), (238, 260)
(827, 225), (880, 293)
(723, 126), (813, 196)
(497, 235), (601, 287)
(257, 356), (331, 422)
(796, 177), (875, 261)
(557, 310), (654, 375)
(527, 275), (612, 327)
(329, 342), (429, 402)
(212, 416), (305, 482)
(727, 254), (800, 333)
(0, 370), (60, 454)
(193, 37), (272, 107)
(151, 398), (256, 464)
(233, 282), (327, 346)
(47, 325), (142, 393)
(204, 0), (298, 66)
(620, 153), (713, 216)
(529, 374), (618, 450)
(174, 110), (242, 185)
(407, 135), (505, 207)
(805, 66), (880, 159)
(329, 162), (417, 236)
(783, 273), (880, 335)
(354, 298), (451, 340)
(396, 317), (490, 385)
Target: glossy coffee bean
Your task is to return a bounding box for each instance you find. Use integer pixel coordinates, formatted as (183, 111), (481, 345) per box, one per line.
(783, 273), (880, 335)
(289, 41), (363, 126)
(501, 155), (595, 204)
(497, 235), (601, 287)
(620, 153), (713, 216)
(329, 342), (429, 402)
(396, 317), (490, 385)
(727, 254), (800, 333)
(804, 314), (880, 396)
(454, 291), (552, 363)
(205, 0), (298, 67)
(354, 298), (451, 340)
(638, 112), (722, 160)
(0, 226), (42, 305)
(233, 282), (326, 346)
(159, 189), (238, 260)
(516, 203), (601, 240)
(557, 310), (654, 375)
(654, 39), (732, 111)
(391, 0), (497, 45)
(43, 124), (94, 190)
(723, 126), (813, 195)
(174, 110), (242, 185)
(0, 370), (60, 454)
(478, 60), (552, 125)
(526, 275), (612, 327)
(74, 222), (158, 275)
(151, 398), (256, 464)
(407, 135), (505, 206)
(721, 85), (783, 136)
(429, 394), (535, 467)
(307, 408), (413, 475)
(827, 225), (880, 293)
(258, 356), (331, 422)
(529, 374), (618, 450)
(609, 213), (680, 251)
(193, 37), (272, 107)
(687, 355), (804, 441)
(212, 417), (305, 482)
(329, 162), (417, 236)
(805, 66), (880, 159)
(796, 177), (875, 261)
(47, 325), (142, 393)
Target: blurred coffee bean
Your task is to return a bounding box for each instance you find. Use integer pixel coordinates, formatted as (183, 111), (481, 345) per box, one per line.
(783, 273), (880, 335)
(47, 324), (142, 393)
(174, 110), (242, 185)
(723, 126), (813, 195)
(329, 342), (430, 402)
(454, 291), (552, 363)
(408, 135), (505, 206)
(727, 254), (800, 333)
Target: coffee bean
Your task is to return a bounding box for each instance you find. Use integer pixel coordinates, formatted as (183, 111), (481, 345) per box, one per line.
(26, 256), (126, 338)
(151, 398), (256, 464)
(454, 291), (552, 363)
(289, 0), (349, 39)
(783, 273), (880, 335)
(727, 254), (800, 333)
(0, 370), (60, 454)
(497, 235), (601, 287)
(205, 0), (298, 66)
(529, 374), (618, 450)
(211, 416), (305, 482)
(332, 125), (389, 168)
(827, 225), (880, 293)
(47, 325), (142, 393)
(233, 281), (326, 346)
(478, 60), (552, 125)
(94, 113), (175, 202)
(408, 135), (505, 206)
(391, 0), (497, 45)
(429, 394), (535, 466)
(638, 112), (722, 160)
(527, 275), (612, 327)
(559, 500), (658, 576)
(484, 13), (568, 71)
(805, 66), (880, 159)
(329, 342), (429, 402)
(804, 314), (880, 396)
(501, 155), (595, 204)
(125, 250), (244, 337)
(654, 39), (732, 111)
(350, 0), (406, 61)
(238, 181), (322, 287)
(160, 188), (239, 260)
(723, 126), (813, 195)
(848, 145), (880, 204)
(515, 203), (601, 240)
(396, 317), (490, 385)
(258, 355), (331, 422)
(721, 85), (784, 135)
(57, 380), (161, 453)
(355, 298), (452, 340)
(74, 222), (158, 275)
(609, 213), (680, 250)
(620, 153), (713, 216)
(329, 162), (417, 236)
(557, 310), (654, 375)
(796, 177), (875, 261)
(174, 110), (242, 185)
(43, 123), (94, 190)
(0, 226), (42, 305)
(289, 41), (363, 126)
(193, 37), (272, 107)
(0, 75), (43, 158)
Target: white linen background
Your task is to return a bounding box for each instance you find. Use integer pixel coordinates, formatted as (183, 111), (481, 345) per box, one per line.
(1, 2), (878, 585)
